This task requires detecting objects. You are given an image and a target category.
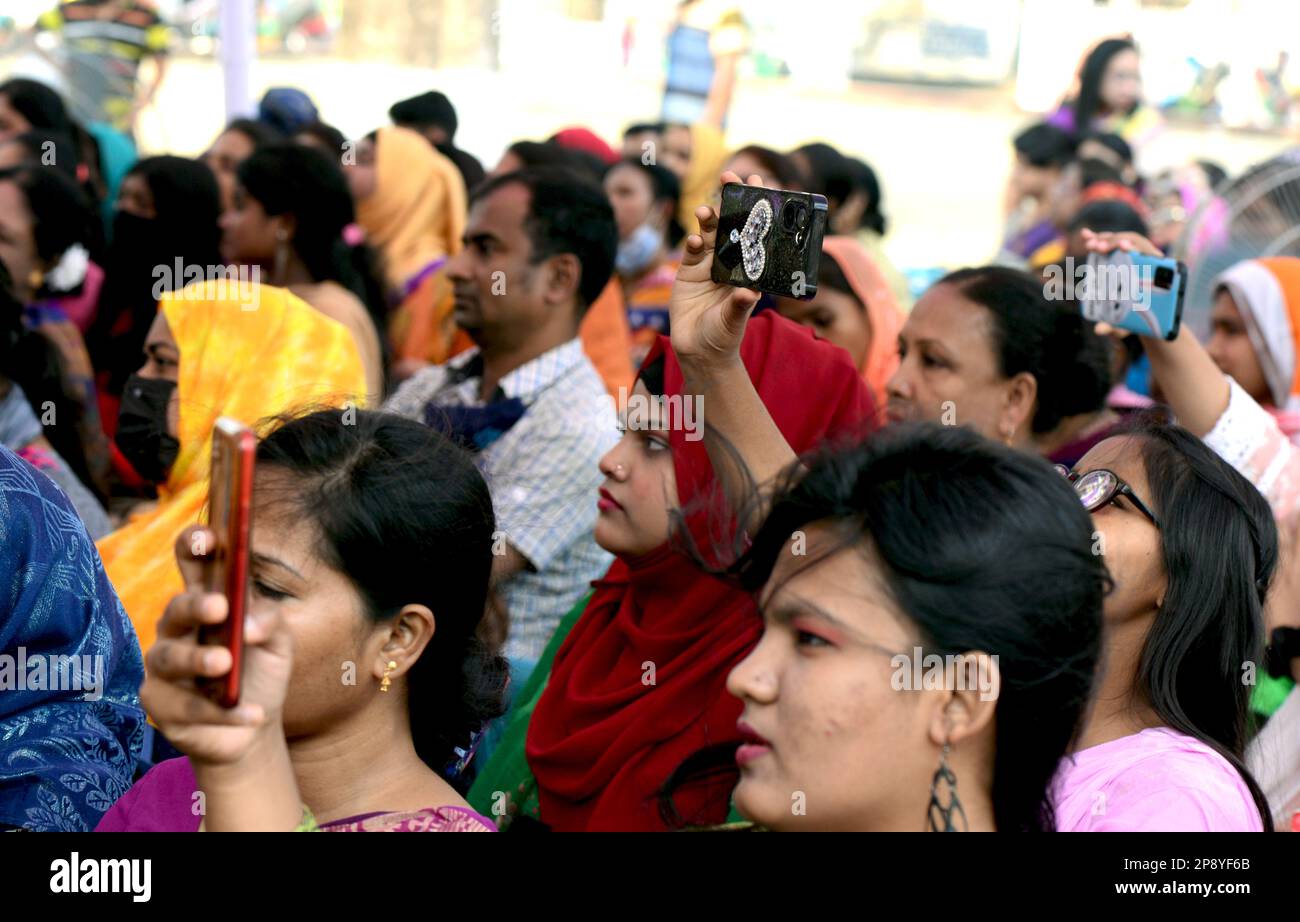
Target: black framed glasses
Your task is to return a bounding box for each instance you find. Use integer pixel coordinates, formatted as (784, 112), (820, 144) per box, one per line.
(1054, 465), (1161, 530)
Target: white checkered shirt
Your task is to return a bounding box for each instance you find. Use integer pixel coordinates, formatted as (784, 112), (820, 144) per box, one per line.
(384, 339), (616, 661)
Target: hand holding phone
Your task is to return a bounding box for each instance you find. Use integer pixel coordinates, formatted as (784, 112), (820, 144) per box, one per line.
(141, 522), (294, 767)
(711, 182), (828, 300)
(669, 170), (765, 373)
(141, 520), (303, 826)
(1078, 229), (1186, 341)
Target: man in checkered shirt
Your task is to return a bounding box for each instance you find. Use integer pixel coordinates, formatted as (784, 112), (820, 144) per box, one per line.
(385, 167), (618, 675)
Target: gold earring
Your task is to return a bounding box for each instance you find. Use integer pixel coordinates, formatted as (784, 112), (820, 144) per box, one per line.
(380, 660), (397, 693)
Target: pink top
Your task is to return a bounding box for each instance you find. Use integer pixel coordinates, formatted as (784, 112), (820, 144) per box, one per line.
(1052, 727), (1263, 831)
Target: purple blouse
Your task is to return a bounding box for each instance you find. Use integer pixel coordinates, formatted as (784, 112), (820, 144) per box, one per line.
(95, 757), (497, 832)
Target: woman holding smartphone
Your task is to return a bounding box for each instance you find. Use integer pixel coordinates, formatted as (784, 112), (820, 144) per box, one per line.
(96, 410), (506, 832)
(1080, 229), (1300, 830)
(663, 171), (1272, 831)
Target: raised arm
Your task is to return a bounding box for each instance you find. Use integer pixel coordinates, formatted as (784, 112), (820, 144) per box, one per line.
(1082, 230), (1300, 522)
(669, 171), (797, 526)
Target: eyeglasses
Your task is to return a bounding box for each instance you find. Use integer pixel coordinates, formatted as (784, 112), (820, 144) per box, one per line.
(1054, 465), (1161, 530)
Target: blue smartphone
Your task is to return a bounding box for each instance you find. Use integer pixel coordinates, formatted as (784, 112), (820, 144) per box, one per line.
(1080, 250), (1186, 341)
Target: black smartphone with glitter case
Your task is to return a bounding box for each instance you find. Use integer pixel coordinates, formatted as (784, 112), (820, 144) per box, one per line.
(711, 182), (828, 300)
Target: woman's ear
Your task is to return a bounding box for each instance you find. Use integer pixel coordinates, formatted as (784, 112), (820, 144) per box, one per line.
(372, 603), (436, 682)
(925, 652), (1000, 749)
(1001, 371), (1039, 442)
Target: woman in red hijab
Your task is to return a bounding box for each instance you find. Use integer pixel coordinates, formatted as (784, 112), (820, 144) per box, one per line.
(467, 311), (873, 830)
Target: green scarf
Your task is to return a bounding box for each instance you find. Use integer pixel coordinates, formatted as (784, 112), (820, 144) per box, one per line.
(467, 591), (592, 825)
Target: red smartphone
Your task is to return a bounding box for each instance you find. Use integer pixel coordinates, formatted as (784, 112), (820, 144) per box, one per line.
(198, 417), (257, 708)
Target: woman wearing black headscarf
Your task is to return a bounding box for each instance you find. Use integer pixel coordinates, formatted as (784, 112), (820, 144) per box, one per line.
(88, 155), (222, 400)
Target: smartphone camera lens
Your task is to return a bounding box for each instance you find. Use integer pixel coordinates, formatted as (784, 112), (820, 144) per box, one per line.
(781, 200), (808, 234)
(1153, 266), (1174, 290)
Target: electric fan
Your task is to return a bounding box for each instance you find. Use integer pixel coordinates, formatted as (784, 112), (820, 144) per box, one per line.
(1174, 149), (1300, 340)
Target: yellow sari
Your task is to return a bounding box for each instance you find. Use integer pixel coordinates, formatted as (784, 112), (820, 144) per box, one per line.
(96, 282), (367, 651)
(358, 126), (467, 366)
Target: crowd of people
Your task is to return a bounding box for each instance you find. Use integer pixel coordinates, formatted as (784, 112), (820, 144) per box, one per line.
(0, 25), (1299, 835)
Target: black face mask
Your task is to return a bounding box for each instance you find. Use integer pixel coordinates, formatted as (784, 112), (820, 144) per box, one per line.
(116, 375), (180, 484)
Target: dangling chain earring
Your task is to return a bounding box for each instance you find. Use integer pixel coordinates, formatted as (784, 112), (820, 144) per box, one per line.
(380, 660), (397, 693)
(927, 743), (968, 832)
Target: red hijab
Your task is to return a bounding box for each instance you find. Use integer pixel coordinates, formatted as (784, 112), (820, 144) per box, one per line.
(527, 312), (875, 830)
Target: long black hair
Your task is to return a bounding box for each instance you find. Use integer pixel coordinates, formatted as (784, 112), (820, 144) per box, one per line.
(1114, 415), (1276, 830)
(664, 423), (1108, 831)
(253, 408), (508, 781)
(939, 265), (1112, 433)
(1073, 37), (1139, 132)
(236, 144), (390, 383)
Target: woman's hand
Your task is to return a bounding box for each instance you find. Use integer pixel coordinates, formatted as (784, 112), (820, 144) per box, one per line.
(141, 525), (294, 766)
(669, 170), (762, 374)
(1079, 226), (1231, 437)
(1080, 228), (1164, 261)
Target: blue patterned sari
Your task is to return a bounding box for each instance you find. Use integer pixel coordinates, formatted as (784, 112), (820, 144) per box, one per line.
(0, 445), (145, 830)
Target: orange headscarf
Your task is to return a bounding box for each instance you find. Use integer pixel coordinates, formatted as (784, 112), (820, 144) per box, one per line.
(820, 235), (904, 409)
(96, 282), (367, 651)
(358, 126), (466, 290)
(359, 127), (467, 365)
(1216, 257), (1300, 413)
(578, 278), (635, 397)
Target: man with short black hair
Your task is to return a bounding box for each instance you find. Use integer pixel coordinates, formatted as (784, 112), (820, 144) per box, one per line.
(385, 167), (618, 674)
